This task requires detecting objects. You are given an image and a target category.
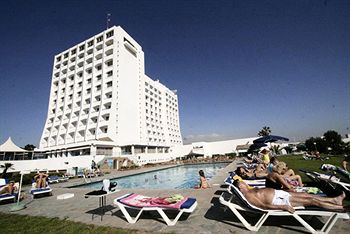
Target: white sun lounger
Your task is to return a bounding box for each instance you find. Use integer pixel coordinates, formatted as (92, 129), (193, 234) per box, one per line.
(219, 185), (349, 234)
(113, 193), (197, 226)
(30, 186), (52, 198)
(84, 179), (120, 221)
(224, 175), (266, 188)
(0, 193), (17, 203)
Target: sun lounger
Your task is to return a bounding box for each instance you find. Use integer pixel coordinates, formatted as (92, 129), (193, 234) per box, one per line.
(0, 193), (17, 203)
(225, 173), (266, 188)
(219, 184), (349, 233)
(300, 170), (350, 198)
(30, 185), (52, 198)
(48, 176), (59, 184)
(0, 179), (18, 203)
(84, 179), (119, 220)
(113, 193), (197, 226)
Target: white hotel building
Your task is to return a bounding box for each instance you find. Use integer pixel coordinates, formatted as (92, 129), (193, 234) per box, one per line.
(39, 26), (183, 165)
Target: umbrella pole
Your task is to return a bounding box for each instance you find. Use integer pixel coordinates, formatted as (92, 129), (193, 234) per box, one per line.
(10, 171), (28, 212)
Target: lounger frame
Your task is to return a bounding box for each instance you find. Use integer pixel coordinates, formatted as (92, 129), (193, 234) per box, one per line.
(114, 193), (197, 226)
(219, 185), (349, 234)
(0, 193), (17, 203)
(30, 187), (53, 198)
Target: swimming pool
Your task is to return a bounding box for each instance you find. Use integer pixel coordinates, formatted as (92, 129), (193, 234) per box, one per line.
(75, 162), (230, 189)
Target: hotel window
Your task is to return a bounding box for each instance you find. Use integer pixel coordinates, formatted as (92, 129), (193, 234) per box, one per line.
(56, 56), (61, 62)
(105, 93), (112, 99)
(95, 95), (101, 101)
(88, 40), (93, 47)
(86, 68), (92, 74)
(79, 45), (85, 51)
(106, 60), (113, 67)
(87, 78), (91, 84)
(106, 81), (112, 87)
(96, 36), (103, 42)
(64, 53), (68, 58)
(96, 85), (101, 91)
(96, 74), (102, 80)
(71, 49), (76, 55)
(96, 64), (102, 71)
(106, 71), (113, 77)
(86, 88), (91, 94)
(106, 30), (114, 38)
(78, 72), (83, 78)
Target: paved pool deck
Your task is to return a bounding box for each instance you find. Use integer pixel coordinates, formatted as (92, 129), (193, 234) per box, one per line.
(0, 160), (349, 234)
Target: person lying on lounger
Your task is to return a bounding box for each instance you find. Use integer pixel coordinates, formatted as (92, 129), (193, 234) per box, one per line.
(232, 179), (347, 213)
(272, 162), (304, 187)
(0, 181), (18, 195)
(235, 166), (268, 179)
(235, 165), (301, 191)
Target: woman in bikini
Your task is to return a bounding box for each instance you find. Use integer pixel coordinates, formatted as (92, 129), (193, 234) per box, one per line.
(196, 170), (210, 189)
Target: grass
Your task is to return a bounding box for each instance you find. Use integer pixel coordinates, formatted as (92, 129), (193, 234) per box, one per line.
(277, 154), (344, 184)
(0, 212), (158, 234)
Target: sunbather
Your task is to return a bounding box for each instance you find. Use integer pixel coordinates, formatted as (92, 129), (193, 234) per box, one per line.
(233, 179), (346, 213)
(0, 181), (18, 194)
(272, 162), (304, 187)
(34, 172), (48, 188)
(235, 166), (268, 179)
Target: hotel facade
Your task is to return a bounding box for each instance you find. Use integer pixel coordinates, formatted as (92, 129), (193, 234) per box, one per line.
(39, 26), (183, 165)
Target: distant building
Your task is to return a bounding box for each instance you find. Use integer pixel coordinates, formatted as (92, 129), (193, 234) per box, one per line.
(39, 26), (182, 163)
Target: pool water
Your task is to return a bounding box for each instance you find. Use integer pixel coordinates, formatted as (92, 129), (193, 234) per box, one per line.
(77, 162), (230, 189)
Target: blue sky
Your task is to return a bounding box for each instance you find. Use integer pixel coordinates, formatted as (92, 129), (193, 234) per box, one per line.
(0, 0), (349, 147)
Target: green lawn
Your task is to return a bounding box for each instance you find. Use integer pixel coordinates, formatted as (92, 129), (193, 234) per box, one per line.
(277, 154), (344, 184)
(0, 212), (158, 234)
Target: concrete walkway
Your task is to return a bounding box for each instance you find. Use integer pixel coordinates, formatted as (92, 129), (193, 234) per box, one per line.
(1, 160), (349, 234)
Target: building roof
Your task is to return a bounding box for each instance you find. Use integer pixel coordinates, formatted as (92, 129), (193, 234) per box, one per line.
(236, 144), (251, 150)
(0, 137), (27, 152)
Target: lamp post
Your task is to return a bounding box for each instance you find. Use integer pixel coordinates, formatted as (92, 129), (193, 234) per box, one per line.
(313, 142), (317, 151)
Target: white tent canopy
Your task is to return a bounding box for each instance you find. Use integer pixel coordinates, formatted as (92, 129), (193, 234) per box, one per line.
(0, 137), (27, 152)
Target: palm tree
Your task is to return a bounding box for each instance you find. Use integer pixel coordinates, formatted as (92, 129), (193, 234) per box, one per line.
(0, 163), (14, 178)
(258, 126), (271, 136)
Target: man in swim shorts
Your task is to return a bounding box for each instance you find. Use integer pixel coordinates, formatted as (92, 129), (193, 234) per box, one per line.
(233, 180), (346, 213)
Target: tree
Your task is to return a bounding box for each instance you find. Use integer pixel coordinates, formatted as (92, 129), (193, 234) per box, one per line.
(270, 145), (281, 155)
(0, 163), (14, 178)
(24, 144), (36, 151)
(323, 130), (343, 154)
(258, 126), (271, 136)
(305, 137), (327, 153)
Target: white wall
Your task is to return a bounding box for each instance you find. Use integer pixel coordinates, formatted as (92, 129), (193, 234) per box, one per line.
(2, 155), (105, 173)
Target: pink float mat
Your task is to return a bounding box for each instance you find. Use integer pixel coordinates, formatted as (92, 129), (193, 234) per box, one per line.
(118, 193), (188, 209)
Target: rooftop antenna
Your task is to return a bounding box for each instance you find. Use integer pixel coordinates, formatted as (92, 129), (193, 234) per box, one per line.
(106, 13), (111, 29)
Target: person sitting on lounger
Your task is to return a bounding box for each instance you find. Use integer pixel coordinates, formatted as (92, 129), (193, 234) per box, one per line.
(195, 170), (210, 189)
(34, 172), (48, 188)
(260, 149), (271, 167)
(342, 155), (349, 171)
(232, 179), (346, 213)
